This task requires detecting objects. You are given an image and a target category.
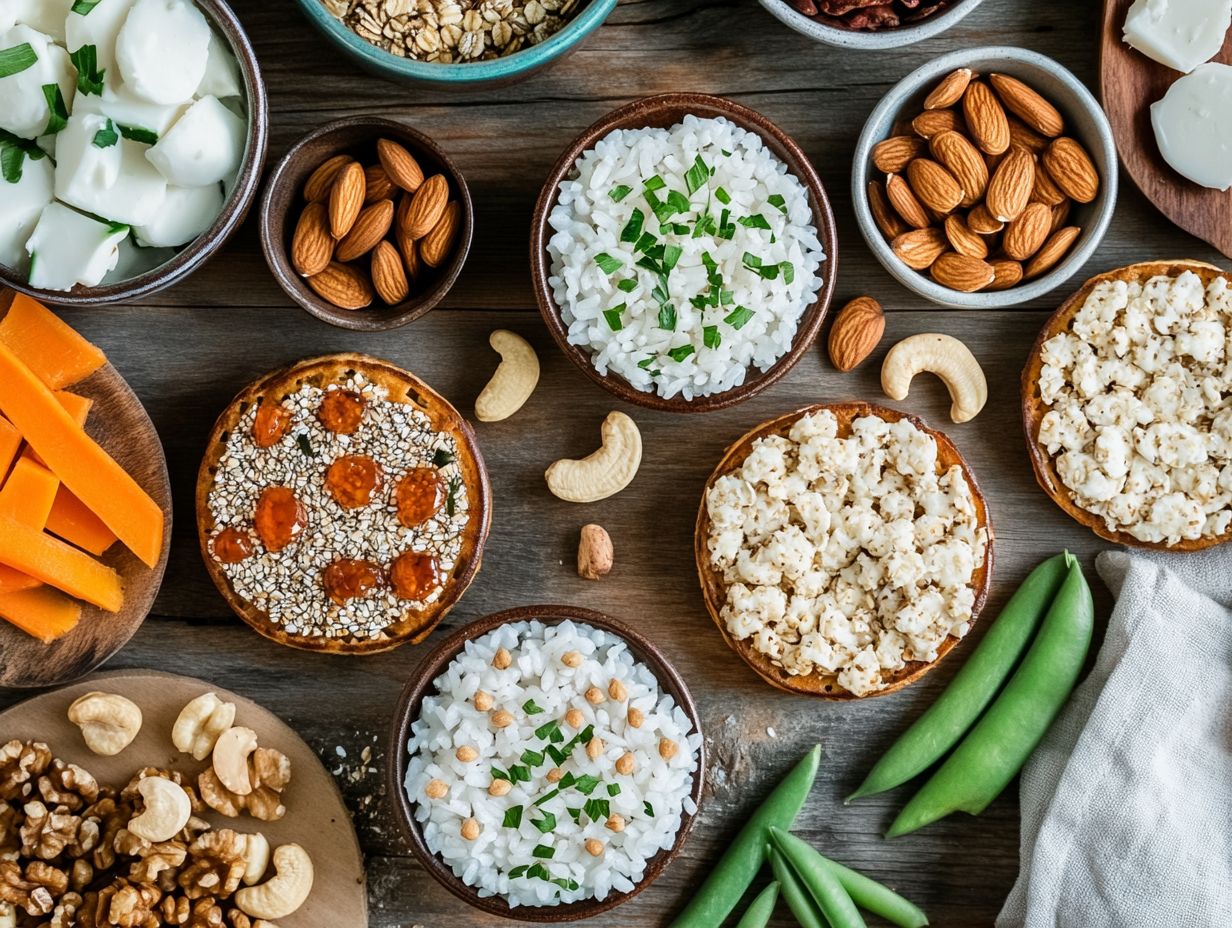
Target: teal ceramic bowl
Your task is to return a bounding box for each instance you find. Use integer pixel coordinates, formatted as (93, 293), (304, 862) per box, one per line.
(292, 0), (618, 89)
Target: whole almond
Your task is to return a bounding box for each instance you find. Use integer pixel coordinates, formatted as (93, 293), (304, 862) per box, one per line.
(1049, 198), (1071, 234)
(364, 165), (395, 204)
(963, 81), (1010, 155)
(397, 219), (422, 282)
(872, 135), (925, 174)
(420, 200), (461, 268)
(329, 161), (366, 239)
(868, 180), (908, 239)
(377, 138), (425, 193)
(335, 199), (395, 262)
(371, 240), (409, 305)
(891, 227), (947, 270)
(401, 174), (449, 240)
(931, 252), (996, 292)
(906, 158), (964, 214)
(885, 173), (931, 229)
(986, 258), (1024, 291)
(930, 130), (988, 207)
(967, 203), (1005, 234)
(1042, 137), (1100, 204)
(828, 296), (885, 372)
(1002, 201), (1052, 260)
(290, 201), (334, 277)
(304, 154), (352, 202)
(1030, 165), (1067, 206)
(924, 67), (974, 110)
(912, 109), (963, 139)
(1007, 116), (1049, 154)
(989, 73), (1064, 138)
(307, 262), (374, 310)
(943, 214), (989, 259)
(1024, 226), (1081, 278)
(985, 146), (1035, 222)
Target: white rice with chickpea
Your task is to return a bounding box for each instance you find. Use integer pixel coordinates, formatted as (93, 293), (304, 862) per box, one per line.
(405, 620), (701, 907)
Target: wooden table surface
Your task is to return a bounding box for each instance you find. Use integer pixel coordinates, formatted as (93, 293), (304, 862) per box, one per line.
(3, 1), (1227, 925)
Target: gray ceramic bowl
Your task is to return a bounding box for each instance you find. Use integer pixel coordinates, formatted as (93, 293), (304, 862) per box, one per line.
(0, 0), (268, 306)
(852, 47), (1118, 309)
(758, 0), (985, 49)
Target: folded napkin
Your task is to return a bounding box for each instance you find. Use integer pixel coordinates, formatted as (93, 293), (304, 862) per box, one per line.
(998, 547), (1232, 928)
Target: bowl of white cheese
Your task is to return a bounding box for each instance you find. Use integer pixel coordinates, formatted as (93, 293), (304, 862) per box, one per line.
(0, 0), (268, 305)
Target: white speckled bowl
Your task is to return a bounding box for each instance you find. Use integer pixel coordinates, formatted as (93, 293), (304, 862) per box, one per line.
(852, 47), (1119, 309)
(758, 0), (985, 49)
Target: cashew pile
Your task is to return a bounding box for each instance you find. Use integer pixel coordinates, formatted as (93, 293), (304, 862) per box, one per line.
(545, 411), (642, 502)
(475, 329), (539, 422)
(881, 333), (988, 424)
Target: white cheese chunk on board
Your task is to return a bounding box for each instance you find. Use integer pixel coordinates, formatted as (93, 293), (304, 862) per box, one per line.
(1152, 63), (1232, 191)
(26, 201), (128, 291)
(1123, 0), (1232, 73)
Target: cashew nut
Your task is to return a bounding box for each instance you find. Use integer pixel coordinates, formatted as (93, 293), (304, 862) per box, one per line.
(67, 692), (142, 756)
(545, 411), (642, 503)
(235, 843), (314, 920)
(212, 727), (259, 796)
(881, 333), (988, 424)
(172, 692), (237, 761)
(475, 329), (539, 422)
(127, 776), (192, 843)
(237, 832), (272, 885)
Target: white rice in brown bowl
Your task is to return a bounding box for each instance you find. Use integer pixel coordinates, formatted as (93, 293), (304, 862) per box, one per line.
(404, 619), (702, 908)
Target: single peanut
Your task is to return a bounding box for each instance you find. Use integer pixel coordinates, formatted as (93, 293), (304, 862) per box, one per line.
(425, 779), (448, 799)
(659, 738), (679, 760)
(461, 818), (480, 840)
(615, 752), (635, 775)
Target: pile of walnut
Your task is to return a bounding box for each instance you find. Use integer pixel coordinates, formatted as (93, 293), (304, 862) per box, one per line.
(0, 691), (314, 928)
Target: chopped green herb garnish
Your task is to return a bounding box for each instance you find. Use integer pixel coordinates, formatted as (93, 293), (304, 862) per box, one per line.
(533, 788), (560, 807)
(503, 805), (523, 828)
(432, 448), (455, 467)
(742, 252), (763, 270)
(573, 774), (600, 795)
(658, 304), (677, 331)
(684, 155), (710, 195)
(545, 745), (567, 765)
(445, 475), (462, 517)
(665, 189), (690, 215)
(704, 325), (722, 349)
(643, 175), (666, 193)
(718, 208), (735, 239)
(668, 344), (696, 363)
(532, 844), (555, 859)
(104, 221), (128, 236)
(780, 262), (795, 284)
(593, 252), (622, 274)
(583, 798), (610, 822)
(42, 84), (68, 135)
(534, 718), (560, 741)
(721, 148), (733, 157)
(509, 764), (531, 783)
(521, 749), (545, 767)
(295, 434), (314, 457)
(637, 356), (657, 371)
(715, 186), (731, 205)
(118, 124), (158, 145)
(670, 222), (691, 235)
(632, 230), (656, 254)
(0, 131), (45, 185)
(528, 863), (550, 880)
(492, 767), (511, 782)
(608, 184), (632, 202)
(553, 877), (580, 892)
(725, 306), (756, 330)
(92, 118), (119, 148)
(532, 811), (556, 833)
(739, 213), (771, 230)
(603, 305), (624, 331)
(606, 782), (621, 797)
(768, 193), (787, 213)
(0, 44), (37, 79)
(619, 208), (644, 243)
(71, 0), (104, 11)
(509, 864), (529, 879)
(522, 699), (545, 716)
(617, 278), (637, 293)
(567, 806), (582, 823)
(644, 801), (655, 817)
(559, 770), (578, 788)
(69, 45), (105, 95)
(661, 244), (682, 272)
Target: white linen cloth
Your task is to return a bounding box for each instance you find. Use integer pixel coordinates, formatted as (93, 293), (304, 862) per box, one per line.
(998, 547), (1232, 928)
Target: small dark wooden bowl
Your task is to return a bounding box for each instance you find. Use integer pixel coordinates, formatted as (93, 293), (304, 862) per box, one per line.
(695, 402), (994, 699)
(530, 93), (839, 413)
(0, 0), (268, 306)
(260, 117), (474, 332)
(389, 604), (706, 921)
(195, 353), (492, 654)
(1022, 259), (1232, 551)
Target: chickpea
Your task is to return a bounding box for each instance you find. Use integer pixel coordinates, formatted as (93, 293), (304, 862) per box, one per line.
(605, 813), (625, 833)
(608, 678), (628, 701)
(546, 767), (564, 783)
(627, 707), (645, 728)
(561, 650), (583, 668)
(425, 779), (448, 799)
(489, 779), (512, 797)
(491, 709), (514, 729)
(473, 690), (494, 712)
(585, 838), (604, 858)
(586, 736), (604, 760)
(461, 818), (481, 841)
(584, 686), (605, 706)
(565, 708), (585, 729)
(456, 745), (478, 763)
(615, 752), (635, 776)
(492, 647), (513, 669)
(659, 738), (679, 760)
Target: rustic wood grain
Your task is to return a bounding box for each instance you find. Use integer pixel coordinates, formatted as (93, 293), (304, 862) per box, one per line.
(1100, 0), (1232, 260)
(2, 0), (1229, 925)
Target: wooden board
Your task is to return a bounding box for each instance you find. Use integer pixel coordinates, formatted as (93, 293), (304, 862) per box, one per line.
(0, 360), (172, 689)
(0, 669), (367, 925)
(1100, 0), (1232, 258)
(1, 1), (1229, 925)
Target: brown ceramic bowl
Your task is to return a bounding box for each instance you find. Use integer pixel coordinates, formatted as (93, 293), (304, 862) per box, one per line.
(530, 93), (839, 413)
(0, 0), (268, 306)
(696, 402), (994, 699)
(389, 604), (706, 921)
(260, 117), (473, 332)
(195, 353), (491, 654)
(1022, 259), (1232, 551)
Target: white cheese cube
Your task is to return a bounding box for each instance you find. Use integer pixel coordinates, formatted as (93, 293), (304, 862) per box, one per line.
(9, 0), (72, 44)
(74, 79), (187, 137)
(195, 28), (240, 99)
(65, 0), (137, 78)
(56, 111), (167, 224)
(0, 25), (76, 139)
(103, 235), (174, 282)
(0, 150), (52, 271)
(115, 0), (209, 105)
(1151, 63), (1232, 191)
(133, 181), (221, 246)
(145, 94), (243, 186)
(26, 202), (128, 290)
(1123, 0), (1232, 74)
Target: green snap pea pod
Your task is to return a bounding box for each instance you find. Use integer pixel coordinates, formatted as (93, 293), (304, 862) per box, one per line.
(733, 881), (780, 928)
(768, 845), (827, 928)
(669, 745), (821, 928)
(888, 553), (1093, 837)
(769, 828), (866, 928)
(849, 553), (1070, 802)
(820, 857), (929, 928)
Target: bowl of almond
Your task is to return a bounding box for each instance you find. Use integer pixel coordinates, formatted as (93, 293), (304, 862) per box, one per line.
(260, 116), (473, 331)
(852, 47), (1117, 309)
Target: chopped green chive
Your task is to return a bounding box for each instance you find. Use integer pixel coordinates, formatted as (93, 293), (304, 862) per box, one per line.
(509, 765), (531, 783)
(71, 0), (104, 11)
(619, 208), (644, 243)
(534, 718), (560, 741)
(503, 805), (523, 828)
(608, 184), (632, 202)
(446, 475), (462, 517)
(632, 230), (655, 254)
(118, 124), (157, 145)
(553, 876), (580, 892)
(643, 175), (665, 193)
(739, 213), (771, 230)
(532, 811), (556, 833)
(725, 306), (756, 330)
(606, 782), (621, 797)
(715, 186), (731, 205)
(665, 189), (690, 215)
(780, 262), (795, 284)
(92, 118), (119, 148)
(559, 771), (577, 788)
(533, 788), (560, 807)
(768, 193), (787, 213)
(509, 864), (529, 879)
(617, 278), (637, 293)
(0, 131), (44, 185)
(657, 304), (677, 331)
(638, 356), (658, 372)
(573, 774), (600, 795)
(593, 252), (622, 274)
(603, 305), (624, 331)
(0, 44), (37, 79)
(532, 844), (555, 859)
(492, 767), (511, 782)
(704, 325), (722, 349)
(583, 797), (610, 822)
(567, 806), (582, 823)
(684, 155), (710, 195)
(295, 434), (314, 457)
(432, 449), (455, 467)
(668, 344), (696, 363)
(545, 745), (566, 765)
(644, 801), (656, 817)
(661, 244), (682, 272)
(42, 84), (68, 135)
(69, 45), (105, 96)
(521, 749), (544, 767)
(528, 863), (550, 880)
(522, 699), (544, 716)
(742, 252), (763, 270)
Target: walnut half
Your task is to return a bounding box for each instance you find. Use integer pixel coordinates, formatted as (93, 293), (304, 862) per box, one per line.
(198, 749), (290, 822)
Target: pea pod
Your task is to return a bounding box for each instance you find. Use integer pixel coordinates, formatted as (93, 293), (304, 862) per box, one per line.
(849, 553), (1069, 801)
(769, 828), (866, 928)
(768, 845), (826, 928)
(821, 857), (929, 928)
(669, 745), (821, 928)
(888, 553), (1093, 837)
(733, 882), (780, 928)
